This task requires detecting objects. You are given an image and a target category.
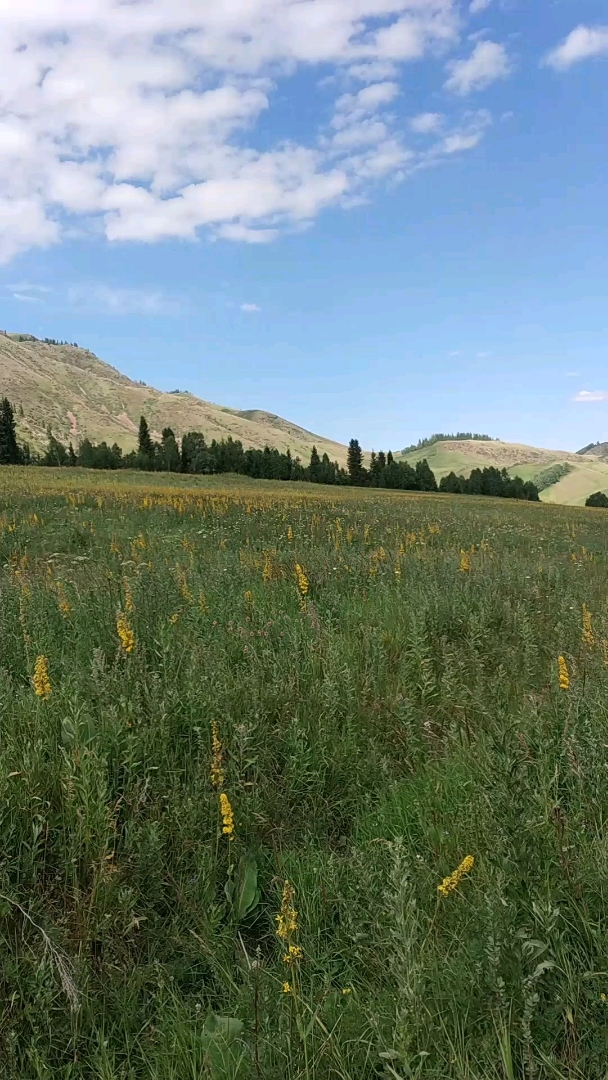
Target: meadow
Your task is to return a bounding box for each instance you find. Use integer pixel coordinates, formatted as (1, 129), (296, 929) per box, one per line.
(1, 466), (608, 1079)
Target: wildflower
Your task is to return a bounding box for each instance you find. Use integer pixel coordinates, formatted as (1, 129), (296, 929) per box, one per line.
(582, 604), (594, 648)
(287, 525), (293, 542)
(211, 722), (225, 789)
(558, 655), (570, 691)
(169, 612), (180, 625)
(199, 590), (207, 613)
(177, 567), (192, 602)
(263, 552), (272, 583)
(56, 582), (70, 618)
(282, 982), (292, 994)
(342, 988), (352, 995)
(283, 944), (303, 965)
(124, 578), (134, 613)
(244, 590), (254, 609)
(219, 792), (235, 838)
(459, 550), (471, 573)
(437, 855), (474, 897)
(33, 655), (51, 699)
(276, 880), (298, 940)
(116, 612), (136, 654)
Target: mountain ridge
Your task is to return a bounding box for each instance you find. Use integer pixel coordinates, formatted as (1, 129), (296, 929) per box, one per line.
(0, 332), (348, 465)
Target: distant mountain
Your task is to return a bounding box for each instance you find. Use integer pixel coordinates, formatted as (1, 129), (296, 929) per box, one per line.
(0, 332), (348, 464)
(399, 437), (608, 507)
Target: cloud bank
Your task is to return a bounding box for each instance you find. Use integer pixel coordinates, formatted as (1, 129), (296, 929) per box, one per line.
(0, 0), (509, 262)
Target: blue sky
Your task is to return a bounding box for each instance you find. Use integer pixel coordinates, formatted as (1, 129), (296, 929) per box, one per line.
(0, 0), (607, 453)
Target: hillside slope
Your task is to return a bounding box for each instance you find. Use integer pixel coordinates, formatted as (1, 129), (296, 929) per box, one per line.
(400, 438), (608, 506)
(0, 333), (348, 464)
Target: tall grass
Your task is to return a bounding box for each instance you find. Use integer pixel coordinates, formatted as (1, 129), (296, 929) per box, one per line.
(0, 466), (607, 1078)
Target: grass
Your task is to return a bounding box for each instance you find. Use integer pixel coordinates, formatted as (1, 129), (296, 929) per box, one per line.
(1, 466), (608, 1078)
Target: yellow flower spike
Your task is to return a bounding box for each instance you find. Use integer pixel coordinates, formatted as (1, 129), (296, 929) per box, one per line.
(282, 982), (292, 994)
(219, 792), (235, 838)
(275, 880), (298, 940)
(32, 655), (51, 699)
(437, 855), (474, 897)
(287, 525), (293, 542)
(558, 655), (570, 691)
(283, 944), (303, 965)
(582, 604), (594, 648)
(459, 550), (471, 573)
(116, 612), (136, 654)
(210, 722), (225, 790)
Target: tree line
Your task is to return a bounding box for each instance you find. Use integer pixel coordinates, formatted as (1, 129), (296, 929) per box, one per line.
(0, 398), (540, 500)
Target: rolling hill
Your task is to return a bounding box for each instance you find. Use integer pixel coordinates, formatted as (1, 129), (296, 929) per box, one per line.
(0, 332), (348, 465)
(400, 437), (608, 507)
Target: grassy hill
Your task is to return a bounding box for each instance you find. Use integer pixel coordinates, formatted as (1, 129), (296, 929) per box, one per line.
(0, 332), (348, 464)
(400, 437), (608, 506)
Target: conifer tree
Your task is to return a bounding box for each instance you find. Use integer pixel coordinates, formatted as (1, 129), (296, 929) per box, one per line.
(347, 438), (364, 484)
(137, 415), (155, 470)
(0, 397), (21, 464)
(309, 445), (320, 482)
(161, 427), (181, 472)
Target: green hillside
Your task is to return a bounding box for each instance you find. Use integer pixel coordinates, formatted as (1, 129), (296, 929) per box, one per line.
(400, 437), (608, 506)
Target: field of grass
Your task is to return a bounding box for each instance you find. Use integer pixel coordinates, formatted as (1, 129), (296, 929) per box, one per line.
(2, 466), (608, 1079)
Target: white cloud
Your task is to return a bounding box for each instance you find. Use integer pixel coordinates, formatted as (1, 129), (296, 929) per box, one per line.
(240, 302), (261, 312)
(12, 292), (40, 302)
(409, 112), (443, 133)
(573, 390), (608, 403)
(66, 283), (179, 315)
(445, 41), (511, 95)
(545, 26), (608, 71)
(469, 0), (491, 12)
(0, 0), (494, 262)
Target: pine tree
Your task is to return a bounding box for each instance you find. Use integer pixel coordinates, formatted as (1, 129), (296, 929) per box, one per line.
(137, 415), (155, 470)
(0, 397), (21, 464)
(161, 428), (180, 472)
(68, 442), (77, 466)
(309, 445), (320, 482)
(347, 438), (364, 484)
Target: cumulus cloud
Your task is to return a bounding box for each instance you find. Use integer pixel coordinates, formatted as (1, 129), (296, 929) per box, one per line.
(240, 302), (261, 312)
(545, 26), (608, 70)
(409, 112), (443, 133)
(0, 0), (494, 262)
(469, 0), (491, 12)
(573, 391), (608, 403)
(445, 40), (511, 95)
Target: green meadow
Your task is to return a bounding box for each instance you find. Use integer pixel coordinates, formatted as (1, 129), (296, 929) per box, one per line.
(1, 466), (608, 1079)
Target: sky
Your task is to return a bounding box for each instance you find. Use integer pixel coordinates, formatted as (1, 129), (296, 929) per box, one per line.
(0, 0), (607, 454)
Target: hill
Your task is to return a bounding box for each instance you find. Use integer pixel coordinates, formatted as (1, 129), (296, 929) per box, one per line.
(399, 437), (608, 506)
(0, 332), (348, 464)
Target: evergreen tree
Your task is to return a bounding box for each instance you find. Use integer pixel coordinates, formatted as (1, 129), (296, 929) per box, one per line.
(308, 445), (321, 482)
(415, 459), (438, 492)
(137, 415), (156, 470)
(43, 431), (68, 466)
(68, 442), (77, 466)
(347, 438), (365, 485)
(161, 428), (181, 472)
(387, 450), (394, 465)
(0, 397), (21, 464)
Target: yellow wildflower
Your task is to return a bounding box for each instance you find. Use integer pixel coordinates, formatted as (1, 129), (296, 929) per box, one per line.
(33, 655), (51, 699)
(282, 982), (292, 994)
(287, 525), (293, 542)
(283, 944), (303, 965)
(211, 722), (225, 789)
(169, 612), (180, 625)
(124, 578), (134, 613)
(244, 590), (254, 610)
(263, 551), (272, 583)
(276, 880), (298, 940)
(437, 855), (474, 897)
(199, 590), (207, 613)
(459, 550), (471, 573)
(342, 987), (352, 995)
(219, 792), (235, 838)
(116, 612), (135, 654)
(582, 604), (594, 648)
(558, 655), (570, 691)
